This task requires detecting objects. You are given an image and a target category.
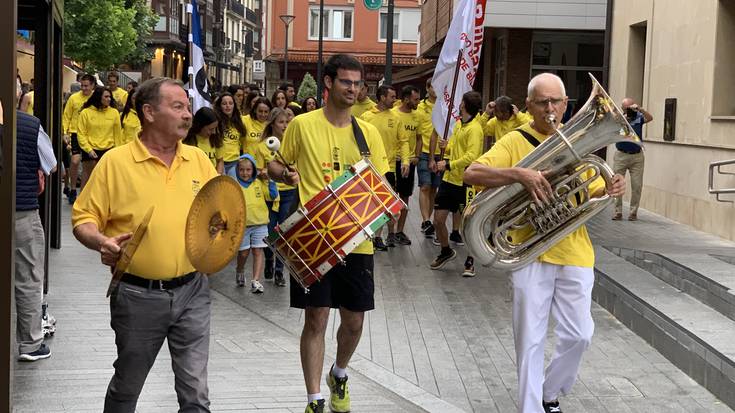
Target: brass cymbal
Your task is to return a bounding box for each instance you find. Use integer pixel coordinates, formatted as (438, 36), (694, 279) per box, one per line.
(186, 176), (246, 274)
(107, 206), (155, 297)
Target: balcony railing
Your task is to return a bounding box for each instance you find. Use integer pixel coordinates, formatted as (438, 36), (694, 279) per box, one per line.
(245, 7), (257, 25)
(227, 0), (244, 18)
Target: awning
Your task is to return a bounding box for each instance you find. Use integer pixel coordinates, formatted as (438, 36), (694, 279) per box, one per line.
(266, 51), (433, 67)
(391, 61), (437, 84)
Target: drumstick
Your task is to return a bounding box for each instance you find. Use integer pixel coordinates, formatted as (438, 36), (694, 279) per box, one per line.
(265, 136), (297, 173)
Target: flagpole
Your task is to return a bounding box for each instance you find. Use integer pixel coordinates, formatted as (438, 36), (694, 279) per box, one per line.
(187, 1), (194, 111)
(439, 49), (464, 159)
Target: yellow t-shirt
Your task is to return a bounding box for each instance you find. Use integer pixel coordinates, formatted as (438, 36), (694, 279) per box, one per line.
(281, 109), (389, 255)
(392, 107), (421, 157)
(111, 87), (128, 109)
(77, 106), (122, 152)
(472, 122), (605, 268)
(71, 138), (219, 279)
(119, 110), (141, 147)
(62, 91), (92, 134)
(416, 98), (437, 155)
(186, 134), (224, 169)
(240, 179), (271, 226)
(442, 117), (485, 186)
(351, 98), (377, 118)
(221, 123), (245, 162)
(360, 108), (409, 172)
(25, 91), (34, 116)
(241, 114), (266, 156)
(477, 111), (533, 143)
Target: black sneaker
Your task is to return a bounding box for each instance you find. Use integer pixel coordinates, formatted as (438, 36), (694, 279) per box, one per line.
(19, 343), (51, 362)
(424, 222), (435, 238)
(395, 232), (411, 245)
(274, 271), (286, 287)
(543, 400), (562, 413)
(450, 230), (464, 246)
(373, 237), (388, 251)
(264, 259), (274, 280)
(63, 186), (69, 197)
(430, 248), (457, 270)
(67, 189), (77, 205)
(462, 256), (475, 277)
(385, 233), (397, 248)
(420, 220), (431, 233)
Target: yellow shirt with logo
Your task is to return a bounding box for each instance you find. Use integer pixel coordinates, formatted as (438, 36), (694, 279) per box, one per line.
(442, 117), (484, 186)
(119, 110), (141, 147)
(241, 114), (266, 156)
(477, 111), (533, 142)
(71, 138), (218, 279)
(221, 123), (245, 162)
(472, 122), (605, 268)
(392, 107), (421, 158)
(351, 97), (377, 118)
(186, 134), (224, 169)
(241, 179), (271, 226)
(77, 106), (122, 153)
(62, 91), (92, 134)
(416, 98), (437, 155)
(111, 87), (128, 109)
(281, 108), (389, 255)
(360, 108), (409, 172)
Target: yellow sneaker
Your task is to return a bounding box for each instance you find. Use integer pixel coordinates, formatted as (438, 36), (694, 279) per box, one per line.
(304, 398), (325, 413)
(327, 370), (351, 412)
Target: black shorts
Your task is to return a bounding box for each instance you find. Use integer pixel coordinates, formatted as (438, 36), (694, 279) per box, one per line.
(290, 253), (375, 312)
(384, 172), (397, 191)
(395, 161), (416, 198)
(434, 181), (468, 213)
(61, 146), (71, 169)
(81, 147), (112, 162)
(70, 133), (82, 155)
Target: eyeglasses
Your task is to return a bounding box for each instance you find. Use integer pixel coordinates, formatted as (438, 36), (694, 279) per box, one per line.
(334, 78), (365, 89)
(531, 97), (565, 107)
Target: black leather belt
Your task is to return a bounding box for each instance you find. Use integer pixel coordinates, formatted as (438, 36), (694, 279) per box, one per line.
(618, 149), (641, 155)
(121, 271), (197, 290)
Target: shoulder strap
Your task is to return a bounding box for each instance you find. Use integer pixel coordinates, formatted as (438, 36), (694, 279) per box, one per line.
(351, 116), (371, 157)
(516, 128), (541, 148)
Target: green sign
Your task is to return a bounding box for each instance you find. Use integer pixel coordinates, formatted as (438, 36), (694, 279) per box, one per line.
(364, 0), (382, 10)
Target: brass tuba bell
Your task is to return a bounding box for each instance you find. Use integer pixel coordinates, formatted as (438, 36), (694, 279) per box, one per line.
(461, 74), (640, 270)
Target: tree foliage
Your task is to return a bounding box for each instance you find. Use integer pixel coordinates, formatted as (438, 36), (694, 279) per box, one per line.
(123, 0), (159, 66)
(297, 73), (318, 102)
(64, 0), (139, 70)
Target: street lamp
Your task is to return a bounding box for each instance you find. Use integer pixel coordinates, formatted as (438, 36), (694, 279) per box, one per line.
(279, 14), (295, 82)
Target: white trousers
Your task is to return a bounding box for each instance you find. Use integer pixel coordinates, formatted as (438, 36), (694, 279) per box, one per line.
(512, 261), (594, 413)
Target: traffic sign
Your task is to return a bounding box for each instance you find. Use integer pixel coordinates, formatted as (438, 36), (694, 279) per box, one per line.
(364, 0), (382, 11)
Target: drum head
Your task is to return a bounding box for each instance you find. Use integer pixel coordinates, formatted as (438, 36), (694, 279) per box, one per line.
(186, 176), (246, 274)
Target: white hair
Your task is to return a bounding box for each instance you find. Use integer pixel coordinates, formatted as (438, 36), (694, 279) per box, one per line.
(527, 73), (566, 98)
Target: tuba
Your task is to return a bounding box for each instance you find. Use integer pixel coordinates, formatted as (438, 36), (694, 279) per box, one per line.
(461, 74), (640, 270)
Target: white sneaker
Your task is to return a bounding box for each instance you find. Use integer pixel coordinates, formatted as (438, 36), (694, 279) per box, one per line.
(251, 280), (264, 294)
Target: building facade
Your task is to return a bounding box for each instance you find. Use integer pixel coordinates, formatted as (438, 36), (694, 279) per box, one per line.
(263, 0), (430, 98)
(608, 0), (735, 241)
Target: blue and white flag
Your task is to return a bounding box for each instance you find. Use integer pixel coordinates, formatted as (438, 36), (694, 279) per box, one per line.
(188, 0), (212, 113)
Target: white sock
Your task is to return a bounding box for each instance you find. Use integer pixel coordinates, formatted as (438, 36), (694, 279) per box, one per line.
(331, 364), (347, 378)
(307, 393), (323, 402)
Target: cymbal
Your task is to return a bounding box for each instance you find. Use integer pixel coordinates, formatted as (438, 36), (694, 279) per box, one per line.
(186, 176), (246, 274)
(107, 206), (155, 297)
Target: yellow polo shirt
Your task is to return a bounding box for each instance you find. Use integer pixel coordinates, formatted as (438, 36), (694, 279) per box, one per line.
(119, 110), (141, 146)
(281, 108), (389, 255)
(221, 123), (244, 162)
(477, 111), (533, 142)
(62, 91), (92, 134)
(111, 87), (128, 109)
(25, 91), (34, 115)
(473, 122), (605, 268)
(360, 108), (409, 172)
(442, 117), (484, 186)
(77, 106), (122, 152)
(392, 107), (421, 157)
(351, 98), (377, 118)
(241, 114), (266, 156)
(72, 138), (218, 279)
(416, 98), (437, 156)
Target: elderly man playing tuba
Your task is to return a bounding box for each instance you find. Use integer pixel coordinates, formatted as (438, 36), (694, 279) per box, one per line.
(464, 73), (625, 413)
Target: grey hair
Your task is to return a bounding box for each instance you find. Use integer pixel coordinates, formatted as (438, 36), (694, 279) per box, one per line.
(134, 77), (185, 125)
(527, 73), (566, 98)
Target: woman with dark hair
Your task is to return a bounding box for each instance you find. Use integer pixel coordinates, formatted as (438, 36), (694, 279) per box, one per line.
(119, 87), (140, 146)
(301, 96), (318, 113)
(242, 97), (273, 157)
(227, 84), (246, 113)
(77, 86), (121, 187)
(271, 89), (287, 110)
(184, 107), (224, 174)
(213, 92), (247, 176)
(243, 90), (260, 115)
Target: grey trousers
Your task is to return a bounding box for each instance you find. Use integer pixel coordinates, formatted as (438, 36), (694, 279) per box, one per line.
(14, 210), (45, 355)
(104, 273), (211, 413)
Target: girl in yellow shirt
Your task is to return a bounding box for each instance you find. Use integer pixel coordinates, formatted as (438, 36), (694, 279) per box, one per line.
(183, 107), (224, 174)
(241, 97), (271, 157)
(118, 87), (141, 147)
(271, 89), (288, 110)
(77, 87), (121, 188)
(214, 92), (247, 176)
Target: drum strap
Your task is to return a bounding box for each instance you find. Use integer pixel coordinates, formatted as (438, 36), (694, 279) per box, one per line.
(351, 116), (371, 157)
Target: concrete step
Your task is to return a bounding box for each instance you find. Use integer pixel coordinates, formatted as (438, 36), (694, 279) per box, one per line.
(593, 247), (735, 410)
(605, 247), (735, 322)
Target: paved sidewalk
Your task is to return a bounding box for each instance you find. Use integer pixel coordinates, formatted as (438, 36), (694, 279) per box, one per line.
(12, 199), (735, 412)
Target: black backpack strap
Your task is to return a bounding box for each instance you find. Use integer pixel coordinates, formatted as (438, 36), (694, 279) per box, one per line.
(517, 128), (541, 148)
(351, 116), (370, 157)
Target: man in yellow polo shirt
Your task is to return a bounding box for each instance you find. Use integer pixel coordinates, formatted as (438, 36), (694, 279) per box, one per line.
(475, 95), (532, 149)
(72, 78), (218, 412)
(350, 82), (376, 118)
(415, 78), (440, 237)
(107, 71), (129, 111)
(268, 54), (388, 413)
(463, 73), (625, 413)
(62, 73), (95, 204)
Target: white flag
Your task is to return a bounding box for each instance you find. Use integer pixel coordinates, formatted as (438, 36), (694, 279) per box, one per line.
(431, 0), (487, 139)
(188, 0), (212, 114)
